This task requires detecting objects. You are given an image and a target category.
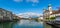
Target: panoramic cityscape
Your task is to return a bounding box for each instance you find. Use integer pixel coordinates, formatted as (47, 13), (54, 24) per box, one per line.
(0, 0), (60, 28)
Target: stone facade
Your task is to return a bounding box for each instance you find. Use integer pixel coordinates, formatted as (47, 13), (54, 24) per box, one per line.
(13, 14), (20, 20)
(0, 8), (13, 21)
(43, 4), (60, 21)
(43, 4), (53, 21)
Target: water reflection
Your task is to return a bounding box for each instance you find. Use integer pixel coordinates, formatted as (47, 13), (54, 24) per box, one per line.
(13, 20), (43, 28)
(43, 22), (52, 28)
(0, 22), (17, 28)
(0, 20), (53, 28)
(0, 23), (3, 28)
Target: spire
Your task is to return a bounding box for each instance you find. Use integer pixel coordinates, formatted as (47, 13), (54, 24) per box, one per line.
(48, 4), (51, 7)
(48, 4), (52, 11)
(43, 8), (46, 12)
(43, 7), (46, 10)
(48, 4), (52, 14)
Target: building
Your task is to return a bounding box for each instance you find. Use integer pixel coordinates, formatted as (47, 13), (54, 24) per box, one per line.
(13, 14), (20, 20)
(43, 4), (52, 20)
(0, 8), (13, 21)
(38, 15), (43, 21)
(43, 4), (60, 21)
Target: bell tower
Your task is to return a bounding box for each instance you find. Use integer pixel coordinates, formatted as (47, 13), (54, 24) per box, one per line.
(48, 4), (52, 14)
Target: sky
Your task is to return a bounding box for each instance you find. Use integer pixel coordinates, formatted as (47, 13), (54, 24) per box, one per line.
(0, 0), (60, 15)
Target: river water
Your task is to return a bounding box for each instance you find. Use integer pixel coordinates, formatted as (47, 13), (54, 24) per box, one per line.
(0, 20), (52, 28)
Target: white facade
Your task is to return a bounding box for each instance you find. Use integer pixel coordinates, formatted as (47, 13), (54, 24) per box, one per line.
(50, 13), (60, 18)
(0, 9), (13, 21)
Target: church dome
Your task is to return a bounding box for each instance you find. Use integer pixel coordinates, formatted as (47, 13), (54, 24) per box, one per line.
(48, 4), (51, 7)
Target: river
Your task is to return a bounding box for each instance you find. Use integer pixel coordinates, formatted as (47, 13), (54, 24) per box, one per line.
(0, 19), (52, 28)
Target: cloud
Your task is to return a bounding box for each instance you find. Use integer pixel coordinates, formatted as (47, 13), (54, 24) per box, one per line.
(13, 0), (39, 6)
(31, 0), (39, 3)
(13, 0), (23, 2)
(13, 0), (39, 3)
(26, 0), (39, 6)
(26, 0), (39, 3)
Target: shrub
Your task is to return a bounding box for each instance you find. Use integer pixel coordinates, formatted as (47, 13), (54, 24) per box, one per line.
(46, 17), (55, 20)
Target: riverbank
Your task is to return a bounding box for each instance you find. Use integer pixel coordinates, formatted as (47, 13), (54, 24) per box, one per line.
(0, 19), (19, 23)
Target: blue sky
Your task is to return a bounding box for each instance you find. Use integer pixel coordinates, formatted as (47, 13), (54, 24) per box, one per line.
(0, 0), (60, 15)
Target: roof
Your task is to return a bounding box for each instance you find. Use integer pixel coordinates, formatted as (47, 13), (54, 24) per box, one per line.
(51, 10), (60, 14)
(0, 8), (12, 13)
(44, 10), (49, 13)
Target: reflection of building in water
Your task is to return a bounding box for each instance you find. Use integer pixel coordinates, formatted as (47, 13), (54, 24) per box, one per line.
(3, 22), (13, 28)
(43, 22), (52, 28)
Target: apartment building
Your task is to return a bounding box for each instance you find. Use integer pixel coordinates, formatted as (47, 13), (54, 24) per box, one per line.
(13, 14), (20, 20)
(0, 8), (13, 21)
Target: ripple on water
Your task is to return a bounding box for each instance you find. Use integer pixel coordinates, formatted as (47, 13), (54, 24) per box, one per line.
(13, 20), (43, 28)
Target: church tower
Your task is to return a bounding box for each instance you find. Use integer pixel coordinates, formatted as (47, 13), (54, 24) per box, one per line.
(43, 7), (46, 12)
(48, 4), (52, 14)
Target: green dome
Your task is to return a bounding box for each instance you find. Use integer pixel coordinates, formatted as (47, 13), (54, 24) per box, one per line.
(43, 8), (46, 10)
(48, 4), (51, 7)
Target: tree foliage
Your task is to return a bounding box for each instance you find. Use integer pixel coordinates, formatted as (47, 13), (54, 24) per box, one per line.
(46, 17), (55, 20)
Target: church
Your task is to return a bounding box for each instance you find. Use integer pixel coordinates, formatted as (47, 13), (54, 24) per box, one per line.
(43, 4), (60, 20)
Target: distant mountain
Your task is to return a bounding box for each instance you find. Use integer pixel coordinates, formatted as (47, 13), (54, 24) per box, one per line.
(17, 12), (43, 18)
